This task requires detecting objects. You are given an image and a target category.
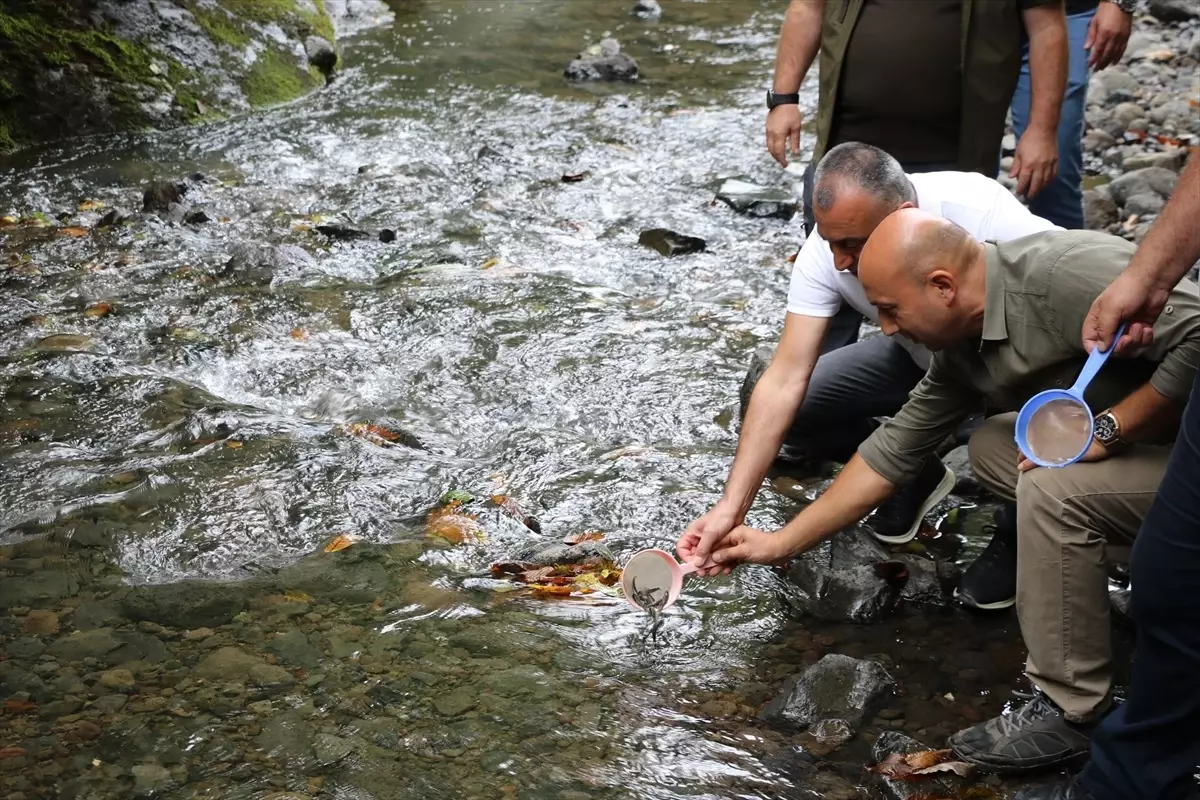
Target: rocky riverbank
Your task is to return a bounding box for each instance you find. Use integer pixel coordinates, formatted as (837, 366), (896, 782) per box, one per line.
(0, 0), (393, 153)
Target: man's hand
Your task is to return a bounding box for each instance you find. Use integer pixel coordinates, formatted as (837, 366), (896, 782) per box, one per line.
(1085, 2), (1132, 70)
(709, 525), (791, 567)
(1018, 438), (1111, 472)
(1011, 126), (1059, 199)
(1082, 270), (1169, 354)
(766, 104), (802, 167)
(676, 503), (743, 577)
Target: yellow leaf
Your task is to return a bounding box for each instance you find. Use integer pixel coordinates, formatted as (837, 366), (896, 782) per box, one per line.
(426, 506), (482, 544)
(481, 258), (501, 270)
(283, 590), (313, 603)
(226, 441), (243, 449)
(59, 226), (89, 237)
(323, 534), (357, 553)
(0, 215), (18, 227)
(78, 200), (105, 212)
(83, 302), (112, 318)
(563, 531), (604, 544)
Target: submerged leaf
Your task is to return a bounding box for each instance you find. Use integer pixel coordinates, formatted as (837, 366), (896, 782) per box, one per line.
(426, 505), (482, 544)
(83, 302), (112, 318)
(58, 226), (88, 237)
(283, 590), (313, 603)
(563, 531), (604, 544)
(343, 422), (402, 444)
(323, 534), (358, 553)
(866, 748), (972, 781)
(78, 200), (106, 212)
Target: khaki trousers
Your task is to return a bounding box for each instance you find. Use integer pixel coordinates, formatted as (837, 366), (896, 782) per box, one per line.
(968, 413), (1171, 722)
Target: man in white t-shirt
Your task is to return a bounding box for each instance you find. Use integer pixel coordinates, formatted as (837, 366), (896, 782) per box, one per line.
(683, 143), (1060, 586)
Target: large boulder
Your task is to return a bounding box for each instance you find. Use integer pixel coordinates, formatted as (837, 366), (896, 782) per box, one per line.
(1148, 0), (1200, 22)
(761, 654), (896, 732)
(121, 580), (250, 629)
(780, 525), (909, 622)
(1110, 167), (1180, 207)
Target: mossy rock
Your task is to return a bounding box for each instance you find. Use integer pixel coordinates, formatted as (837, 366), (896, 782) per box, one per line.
(0, 0), (340, 152)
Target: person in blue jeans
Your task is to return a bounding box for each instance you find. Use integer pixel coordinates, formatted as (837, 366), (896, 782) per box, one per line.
(1016, 156), (1200, 799)
(1011, 0), (1133, 229)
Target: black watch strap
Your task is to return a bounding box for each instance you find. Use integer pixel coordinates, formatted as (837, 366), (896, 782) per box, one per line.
(767, 90), (800, 110)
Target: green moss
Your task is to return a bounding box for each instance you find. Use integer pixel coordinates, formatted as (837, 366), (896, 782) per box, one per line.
(0, 121), (14, 154)
(241, 45), (317, 107)
(192, 7), (251, 49)
(217, 0), (336, 44)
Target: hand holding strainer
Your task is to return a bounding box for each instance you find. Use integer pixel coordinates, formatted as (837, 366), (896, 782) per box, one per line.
(1015, 325), (1126, 468)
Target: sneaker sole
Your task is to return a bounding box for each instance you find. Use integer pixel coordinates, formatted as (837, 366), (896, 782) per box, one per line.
(953, 588), (1016, 611)
(872, 464), (955, 545)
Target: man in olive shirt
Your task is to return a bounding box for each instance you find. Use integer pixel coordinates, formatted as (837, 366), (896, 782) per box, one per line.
(679, 210), (1200, 772)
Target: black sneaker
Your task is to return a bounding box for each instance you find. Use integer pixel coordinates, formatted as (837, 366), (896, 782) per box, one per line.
(1014, 777), (1096, 800)
(948, 692), (1093, 774)
(955, 503), (1017, 610)
(868, 456), (955, 544)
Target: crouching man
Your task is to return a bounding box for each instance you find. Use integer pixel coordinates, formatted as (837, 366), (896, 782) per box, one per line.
(679, 209), (1200, 774)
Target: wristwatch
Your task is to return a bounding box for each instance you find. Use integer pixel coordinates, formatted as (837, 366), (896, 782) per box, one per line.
(1104, 0), (1136, 14)
(1094, 408), (1127, 450)
(766, 90), (800, 110)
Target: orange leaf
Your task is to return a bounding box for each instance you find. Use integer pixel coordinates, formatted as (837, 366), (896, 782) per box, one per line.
(426, 506), (482, 544)
(226, 441), (243, 449)
(58, 226), (88, 237)
(343, 422), (401, 444)
(563, 531), (604, 544)
(529, 584), (574, 597)
(0, 746), (26, 759)
(3, 699), (37, 715)
(323, 534), (357, 553)
(78, 200), (105, 212)
(290, 327), (309, 340)
(84, 302), (112, 318)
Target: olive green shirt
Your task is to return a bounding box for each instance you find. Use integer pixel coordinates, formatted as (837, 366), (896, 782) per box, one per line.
(814, 0), (1064, 175)
(859, 230), (1200, 486)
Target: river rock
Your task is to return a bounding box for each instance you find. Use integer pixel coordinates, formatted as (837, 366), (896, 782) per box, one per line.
(250, 663), (295, 688)
(941, 445), (981, 496)
(565, 39), (639, 82)
(780, 525), (908, 622)
(508, 541), (614, 567)
(313, 733), (355, 766)
(21, 609), (60, 636)
(305, 36), (338, 77)
(1082, 128), (1117, 153)
(870, 731), (963, 800)
(98, 668), (136, 691)
(143, 180), (186, 213)
(194, 646), (265, 683)
(0, 661), (49, 701)
(894, 555), (954, 605)
(1125, 192), (1166, 218)
(273, 547), (400, 604)
(1148, 0), (1200, 22)
(638, 228), (707, 256)
(1122, 148), (1190, 173)
(256, 711), (317, 771)
(1109, 167), (1179, 207)
(265, 630), (322, 668)
(93, 694), (128, 714)
(632, 0), (663, 19)
(715, 179), (799, 220)
(1088, 68), (1141, 105)
(761, 654), (895, 732)
(121, 580), (249, 629)
(1084, 185), (1120, 230)
(131, 763), (174, 796)
(45, 627), (122, 662)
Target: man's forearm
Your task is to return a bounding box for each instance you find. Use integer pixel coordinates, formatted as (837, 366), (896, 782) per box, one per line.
(776, 454), (895, 558)
(1126, 153), (1200, 291)
(721, 372), (810, 518)
(773, 0), (825, 93)
(1023, 6), (1068, 134)
(1113, 382), (1184, 443)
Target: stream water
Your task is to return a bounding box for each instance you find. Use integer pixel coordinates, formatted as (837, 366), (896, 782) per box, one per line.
(0, 2), (1052, 798)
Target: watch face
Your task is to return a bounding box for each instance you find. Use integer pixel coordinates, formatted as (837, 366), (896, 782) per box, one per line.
(1094, 413), (1119, 444)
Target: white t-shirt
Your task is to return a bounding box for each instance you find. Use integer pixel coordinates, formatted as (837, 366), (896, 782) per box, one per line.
(786, 171), (1062, 367)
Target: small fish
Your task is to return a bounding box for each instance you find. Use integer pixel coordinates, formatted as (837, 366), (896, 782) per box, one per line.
(631, 576), (667, 643)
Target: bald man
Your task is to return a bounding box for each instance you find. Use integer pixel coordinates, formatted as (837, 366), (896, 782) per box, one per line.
(680, 210), (1200, 776)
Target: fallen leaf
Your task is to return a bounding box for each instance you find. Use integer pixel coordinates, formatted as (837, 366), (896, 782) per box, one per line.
(1142, 48), (1175, 62)
(0, 747), (26, 759)
(343, 422), (402, 444)
(0, 215), (17, 227)
(290, 327), (309, 340)
(563, 531), (605, 544)
(3, 699), (37, 715)
(323, 534), (357, 553)
(866, 748), (973, 781)
(83, 302), (112, 318)
(426, 505), (482, 544)
(78, 200), (105, 212)
(283, 590), (313, 603)
(226, 441), (243, 449)
(58, 226), (88, 237)
(529, 584), (574, 597)
(481, 257), (501, 270)
(491, 494), (541, 531)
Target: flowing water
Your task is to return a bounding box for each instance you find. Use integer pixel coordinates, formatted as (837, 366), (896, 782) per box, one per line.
(0, 2), (1051, 798)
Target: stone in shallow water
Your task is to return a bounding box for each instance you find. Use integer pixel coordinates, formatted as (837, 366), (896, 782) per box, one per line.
(313, 733), (355, 766)
(870, 730), (962, 800)
(21, 610), (59, 636)
(637, 228), (707, 256)
(632, 0), (662, 19)
(121, 580), (249, 629)
(761, 654), (895, 732)
(508, 540), (614, 567)
(715, 179), (799, 220)
(194, 646), (264, 683)
(131, 763), (174, 796)
(265, 629), (322, 668)
(781, 525), (908, 622)
(142, 180), (186, 213)
(33, 335), (96, 354)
